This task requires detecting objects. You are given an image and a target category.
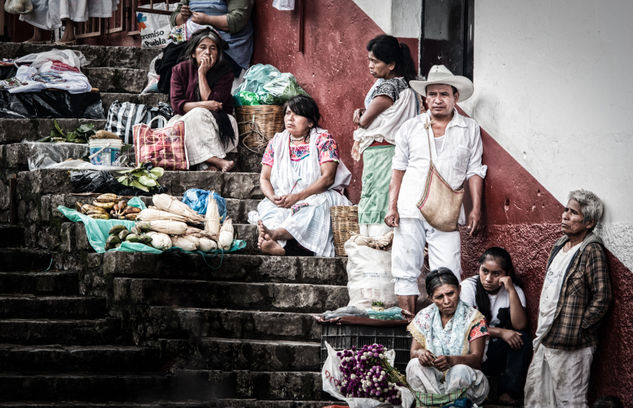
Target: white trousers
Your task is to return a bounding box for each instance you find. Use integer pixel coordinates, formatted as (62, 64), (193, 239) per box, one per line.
(391, 217), (462, 296)
(524, 344), (595, 408)
(406, 359), (489, 404)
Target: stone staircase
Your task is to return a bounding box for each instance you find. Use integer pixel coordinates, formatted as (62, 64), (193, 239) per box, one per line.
(0, 43), (346, 406)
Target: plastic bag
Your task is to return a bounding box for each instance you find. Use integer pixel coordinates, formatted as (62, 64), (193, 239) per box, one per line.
(367, 307), (405, 321)
(70, 170), (166, 196)
(234, 91), (260, 107)
(235, 64), (281, 95)
(4, 0), (33, 14)
(137, 2), (177, 48)
(181, 188), (227, 221)
(345, 239), (396, 309)
(273, 0), (295, 11)
(0, 90), (105, 119)
(262, 72), (308, 104)
(141, 54), (162, 94)
(105, 100), (173, 144)
(321, 342), (414, 408)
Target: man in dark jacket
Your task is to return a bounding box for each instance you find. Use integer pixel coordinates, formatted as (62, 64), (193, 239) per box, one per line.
(524, 189), (611, 407)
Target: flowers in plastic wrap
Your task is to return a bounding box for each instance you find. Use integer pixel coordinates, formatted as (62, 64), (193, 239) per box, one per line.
(322, 342), (414, 408)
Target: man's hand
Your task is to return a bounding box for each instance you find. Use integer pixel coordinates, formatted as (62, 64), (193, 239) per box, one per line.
(384, 208), (399, 227)
(433, 355), (453, 371)
(499, 328), (524, 350)
(191, 11), (211, 25)
(467, 207), (482, 236)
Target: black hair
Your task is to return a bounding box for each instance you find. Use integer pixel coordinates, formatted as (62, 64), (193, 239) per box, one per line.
(425, 267), (459, 297)
(366, 34), (417, 82)
(475, 247), (521, 325)
(183, 28), (227, 67)
(284, 95), (321, 129)
(592, 396), (624, 408)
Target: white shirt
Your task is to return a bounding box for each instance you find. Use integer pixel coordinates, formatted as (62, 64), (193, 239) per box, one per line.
(460, 276), (527, 327)
(392, 110), (487, 220)
(533, 243), (581, 348)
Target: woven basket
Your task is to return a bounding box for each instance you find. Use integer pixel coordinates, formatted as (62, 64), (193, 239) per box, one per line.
(235, 105), (285, 154)
(330, 206), (359, 256)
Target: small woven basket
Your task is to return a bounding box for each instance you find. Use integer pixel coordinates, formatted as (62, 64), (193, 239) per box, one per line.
(330, 205), (359, 256)
(235, 105), (285, 154)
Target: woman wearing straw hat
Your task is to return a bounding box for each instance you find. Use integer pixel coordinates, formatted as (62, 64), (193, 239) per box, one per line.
(384, 65), (487, 315)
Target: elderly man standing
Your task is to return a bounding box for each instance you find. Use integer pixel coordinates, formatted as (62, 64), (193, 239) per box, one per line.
(524, 189), (611, 407)
(384, 65), (487, 314)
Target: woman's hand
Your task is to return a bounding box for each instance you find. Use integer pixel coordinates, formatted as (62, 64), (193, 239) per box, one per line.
(202, 100), (222, 111)
(277, 193), (300, 208)
(499, 276), (515, 293)
(191, 11), (211, 25)
(416, 349), (435, 367)
(178, 5), (192, 21)
(499, 328), (524, 350)
(352, 108), (365, 125)
(198, 53), (214, 75)
(433, 355), (453, 371)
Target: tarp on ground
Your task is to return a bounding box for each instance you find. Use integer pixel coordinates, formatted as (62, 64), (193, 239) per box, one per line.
(0, 90), (105, 119)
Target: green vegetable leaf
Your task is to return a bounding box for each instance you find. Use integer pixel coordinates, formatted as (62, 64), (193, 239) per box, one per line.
(131, 180), (150, 192)
(149, 167), (164, 178)
(138, 175), (157, 187)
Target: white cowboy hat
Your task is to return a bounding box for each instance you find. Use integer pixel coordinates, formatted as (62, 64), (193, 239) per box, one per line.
(409, 65), (474, 101)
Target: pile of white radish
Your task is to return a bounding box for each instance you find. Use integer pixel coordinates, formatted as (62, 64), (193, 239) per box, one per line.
(136, 193), (234, 252)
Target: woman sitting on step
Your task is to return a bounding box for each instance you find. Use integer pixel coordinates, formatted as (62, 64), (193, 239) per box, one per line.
(407, 268), (490, 406)
(170, 28), (238, 172)
(255, 95), (352, 257)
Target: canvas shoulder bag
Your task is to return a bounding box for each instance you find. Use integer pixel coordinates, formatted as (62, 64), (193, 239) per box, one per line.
(416, 117), (464, 232)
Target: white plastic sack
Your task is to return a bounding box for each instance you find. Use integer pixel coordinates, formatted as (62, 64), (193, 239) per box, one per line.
(4, 0), (33, 14)
(138, 3), (177, 48)
(345, 239), (396, 308)
(322, 342), (414, 408)
(272, 0), (295, 11)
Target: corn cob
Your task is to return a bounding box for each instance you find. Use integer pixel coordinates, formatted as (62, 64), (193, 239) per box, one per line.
(137, 208), (188, 223)
(138, 220), (188, 235)
(152, 194), (204, 223)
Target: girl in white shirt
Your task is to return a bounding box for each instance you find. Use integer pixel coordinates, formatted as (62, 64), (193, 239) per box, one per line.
(460, 247), (531, 405)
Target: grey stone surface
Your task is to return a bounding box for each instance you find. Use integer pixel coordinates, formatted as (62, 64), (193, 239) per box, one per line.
(0, 119), (107, 143)
(85, 67), (147, 93)
(0, 295), (106, 318)
(0, 317), (119, 345)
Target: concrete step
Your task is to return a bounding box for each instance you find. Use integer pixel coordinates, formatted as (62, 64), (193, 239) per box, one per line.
(113, 278), (348, 312)
(0, 248), (53, 272)
(0, 225), (24, 247)
(0, 344), (161, 372)
(0, 142), (90, 171)
(0, 295), (106, 318)
(172, 369), (325, 401)
(16, 169), (262, 199)
(100, 93), (169, 115)
(160, 337), (321, 371)
(0, 373), (171, 402)
(0, 401), (337, 408)
(84, 67), (147, 94)
(0, 271), (78, 295)
(0, 42), (160, 70)
(0, 318), (120, 345)
(101, 252), (347, 285)
(0, 119), (107, 143)
(130, 307), (321, 342)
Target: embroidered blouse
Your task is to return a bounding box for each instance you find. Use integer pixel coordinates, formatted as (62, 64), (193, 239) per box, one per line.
(262, 130), (340, 167)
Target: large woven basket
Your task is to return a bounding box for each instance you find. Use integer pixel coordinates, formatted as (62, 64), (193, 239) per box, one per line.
(330, 205), (359, 256)
(235, 105), (285, 154)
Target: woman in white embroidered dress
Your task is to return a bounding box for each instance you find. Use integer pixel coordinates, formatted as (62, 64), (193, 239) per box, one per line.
(256, 95), (351, 256)
(407, 267), (490, 405)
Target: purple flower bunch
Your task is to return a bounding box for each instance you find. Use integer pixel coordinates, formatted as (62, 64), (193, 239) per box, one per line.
(336, 343), (404, 405)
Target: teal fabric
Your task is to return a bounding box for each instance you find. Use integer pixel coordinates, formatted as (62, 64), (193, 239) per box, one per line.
(358, 144), (395, 224)
(57, 205), (246, 254)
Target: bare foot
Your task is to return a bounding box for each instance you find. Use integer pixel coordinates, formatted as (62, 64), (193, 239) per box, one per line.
(498, 393), (519, 406)
(207, 157), (235, 172)
(257, 220), (271, 248)
(260, 236), (285, 255)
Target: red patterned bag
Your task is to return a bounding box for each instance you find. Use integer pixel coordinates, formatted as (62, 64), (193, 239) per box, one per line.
(133, 117), (189, 170)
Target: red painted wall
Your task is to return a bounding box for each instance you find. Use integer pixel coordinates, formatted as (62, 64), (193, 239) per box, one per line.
(252, 0), (417, 203)
(252, 2), (633, 403)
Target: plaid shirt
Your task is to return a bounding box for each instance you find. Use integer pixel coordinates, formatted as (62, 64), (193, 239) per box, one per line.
(541, 232), (612, 350)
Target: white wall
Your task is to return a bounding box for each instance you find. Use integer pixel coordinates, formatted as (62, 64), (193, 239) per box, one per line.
(353, 0), (421, 39)
(460, 0), (633, 270)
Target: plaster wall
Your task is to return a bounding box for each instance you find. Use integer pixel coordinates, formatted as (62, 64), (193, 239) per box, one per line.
(460, 0), (633, 271)
(352, 0), (421, 39)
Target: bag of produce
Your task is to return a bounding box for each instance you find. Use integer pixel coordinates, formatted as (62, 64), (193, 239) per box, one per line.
(262, 72), (309, 104)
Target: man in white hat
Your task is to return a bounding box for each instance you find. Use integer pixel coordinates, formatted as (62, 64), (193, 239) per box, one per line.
(384, 65), (487, 314)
